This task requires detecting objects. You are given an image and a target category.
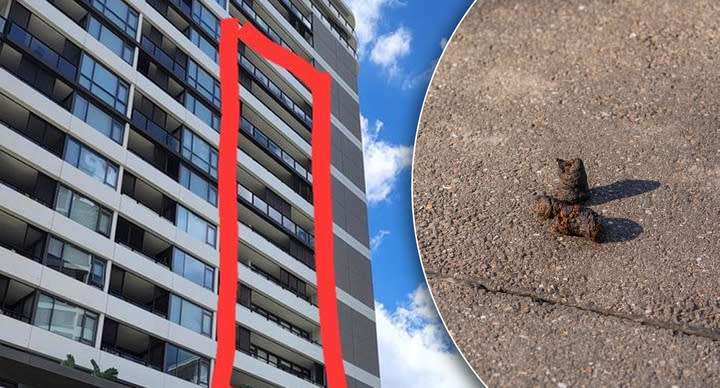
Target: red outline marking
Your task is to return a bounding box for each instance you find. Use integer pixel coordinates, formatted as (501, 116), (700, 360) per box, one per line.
(213, 19), (347, 388)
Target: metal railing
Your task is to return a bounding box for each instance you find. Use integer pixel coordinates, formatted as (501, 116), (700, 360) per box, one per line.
(140, 35), (187, 81)
(241, 117), (312, 183)
(250, 303), (317, 344)
(242, 261), (316, 306)
(239, 53), (312, 129)
(238, 183), (314, 247)
(6, 22), (77, 81)
(131, 109), (181, 153)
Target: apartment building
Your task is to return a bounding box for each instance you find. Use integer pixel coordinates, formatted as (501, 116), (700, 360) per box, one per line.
(0, 0), (378, 387)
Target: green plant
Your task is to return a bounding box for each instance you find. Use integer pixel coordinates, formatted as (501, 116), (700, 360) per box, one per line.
(90, 359), (119, 381)
(61, 354), (76, 368)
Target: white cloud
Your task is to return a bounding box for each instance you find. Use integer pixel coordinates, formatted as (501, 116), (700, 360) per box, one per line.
(370, 27), (412, 76)
(440, 37), (449, 50)
(343, 0), (400, 55)
(376, 285), (483, 387)
(361, 115), (412, 204)
(370, 230), (391, 251)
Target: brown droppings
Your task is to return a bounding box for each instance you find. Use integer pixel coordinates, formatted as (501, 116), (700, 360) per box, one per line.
(556, 158), (590, 203)
(536, 195), (604, 242)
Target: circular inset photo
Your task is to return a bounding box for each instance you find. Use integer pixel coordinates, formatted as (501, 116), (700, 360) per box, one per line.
(412, 0), (720, 386)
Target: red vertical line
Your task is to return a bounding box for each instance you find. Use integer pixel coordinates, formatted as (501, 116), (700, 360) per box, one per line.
(310, 72), (347, 388)
(213, 18), (241, 388)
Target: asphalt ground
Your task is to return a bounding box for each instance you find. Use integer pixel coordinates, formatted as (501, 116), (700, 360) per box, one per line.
(412, 0), (720, 386)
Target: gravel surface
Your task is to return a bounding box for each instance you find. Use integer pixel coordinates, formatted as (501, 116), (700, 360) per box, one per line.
(413, 0), (720, 385)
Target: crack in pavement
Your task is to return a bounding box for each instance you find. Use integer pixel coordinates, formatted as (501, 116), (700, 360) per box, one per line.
(426, 271), (720, 341)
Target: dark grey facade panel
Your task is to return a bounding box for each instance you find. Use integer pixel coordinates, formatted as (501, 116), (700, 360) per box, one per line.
(332, 176), (370, 245)
(335, 235), (374, 307)
(332, 122), (366, 191)
(338, 300), (381, 376)
(332, 77), (362, 139)
(347, 375), (376, 388)
(312, 16), (358, 92)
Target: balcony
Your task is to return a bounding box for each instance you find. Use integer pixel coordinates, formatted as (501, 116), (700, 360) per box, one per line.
(49, 0), (136, 65)
(0, 208), (106, 290)
(0, 149), (58, 209)
(4, 21), (78, 81)
(101, 319), (211, 386)
(267, 0), (313, 44)
(121, 171), (178, 224)
(237, 326), (324, 386)
(238, 183), (314, 248)
(0, 209), (47, 264)
(239, 282), (318, 344)
(139, 34), (187, 81)
(0, 93), (66, 158)
(0, 274), (36, 323)
(109, 266), (170, 318)
(239, 51), (313, 136)
(238, 236), (318, 306)
(115, 216), (175, 268)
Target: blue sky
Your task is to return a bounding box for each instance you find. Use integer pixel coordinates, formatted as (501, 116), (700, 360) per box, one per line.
(352, 0), (472, 309)
(341, 0), (483, 386)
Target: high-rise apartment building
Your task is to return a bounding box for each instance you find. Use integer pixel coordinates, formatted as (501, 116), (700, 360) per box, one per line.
(0, 0), (378, 387)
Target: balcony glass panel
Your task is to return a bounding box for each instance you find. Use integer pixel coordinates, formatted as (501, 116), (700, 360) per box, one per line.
(46, 236), (105, 289)
(54, 185), (112, 236)
(87, 16), (134, 64)
(64, 138), (119, 188)
(172, 247), (214, 290)
(90, 0), (139, 37)
(34, 293), (98, 345)
(78, 53), (129, 114)
(72, 95), (124, 144)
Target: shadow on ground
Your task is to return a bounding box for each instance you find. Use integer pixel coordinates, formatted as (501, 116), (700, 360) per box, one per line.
(588, 179), (661, 206)
(602, 217), (644, 243)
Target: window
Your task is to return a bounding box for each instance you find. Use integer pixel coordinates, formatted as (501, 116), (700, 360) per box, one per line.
(87, 16), (134, 64)
(34, 293), (98, 345)
(164, 344), (210, 387)
(179, 164), (217, 206)
(91, 0), (139, 38)
(64, 138), (119, 188)
(191, 1), (219, 40)
(172, 248), (214, 290)
(72, 95), (124, 144)
(176, 206), (216, 247)
(184, 94), (219, 132)
(169, 294), (212, 336)
(187, 60), (220, 108)
(180, 129), (218, 178)
(189, 28), (217, 62)
(46, 237), (106, 288)
(54, 185), (112, 236)
(78, 53), (129, 114)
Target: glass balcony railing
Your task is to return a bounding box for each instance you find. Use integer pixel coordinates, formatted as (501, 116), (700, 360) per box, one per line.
(131, 109), (181, 153)
(235, 0), (292, 51)
(240, 117), (311, 183)
(246, 344), (317, 385)
(312, 6), (356, 56)
(6, 22), (77, 81)
(168, 0), (193, 18)
(277, 0), (312, 31)
(239, 54), (312, 129)
(238, 183), (314, 247)
(242, 261), (315, 305)
(140, 36), (187, 81)
(250, 303), (316, 343)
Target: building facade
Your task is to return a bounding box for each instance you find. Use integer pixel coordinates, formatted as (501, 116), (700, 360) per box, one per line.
(0, 0), (378, 387)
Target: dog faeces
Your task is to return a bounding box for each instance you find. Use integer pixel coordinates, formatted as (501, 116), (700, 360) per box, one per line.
(556, 158), (590, 203)
(536, 195), (604, 242)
